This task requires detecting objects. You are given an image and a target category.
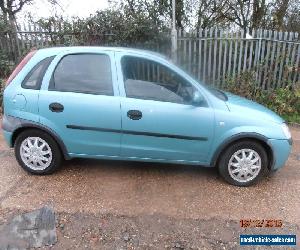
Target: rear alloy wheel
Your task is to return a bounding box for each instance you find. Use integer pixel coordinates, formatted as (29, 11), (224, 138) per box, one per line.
(218, 141), (268, 186)
(15, 129), (62, 174)
(20, 137), (53, 171)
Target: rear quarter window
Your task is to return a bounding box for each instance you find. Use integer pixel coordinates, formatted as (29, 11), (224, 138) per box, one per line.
(22, 56), (55, 90)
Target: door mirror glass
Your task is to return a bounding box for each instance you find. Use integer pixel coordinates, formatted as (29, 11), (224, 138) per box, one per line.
(192, 91), (205, 106)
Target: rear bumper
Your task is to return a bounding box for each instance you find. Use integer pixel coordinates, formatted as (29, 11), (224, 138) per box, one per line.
(268, 138), (292, 170)
(2, 130), (13, 148)
(1, 114), (19, 147)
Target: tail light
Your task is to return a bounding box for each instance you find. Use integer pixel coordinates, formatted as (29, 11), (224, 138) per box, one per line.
(5, 50), (37, 86)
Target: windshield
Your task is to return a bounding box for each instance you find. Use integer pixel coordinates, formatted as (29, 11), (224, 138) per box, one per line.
(205, 86), (228, 101)
(188, 75), (228, 101)
(164, 59), (229, 102)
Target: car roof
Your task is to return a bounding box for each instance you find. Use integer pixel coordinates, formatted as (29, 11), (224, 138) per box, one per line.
(37, 46), (168, 60)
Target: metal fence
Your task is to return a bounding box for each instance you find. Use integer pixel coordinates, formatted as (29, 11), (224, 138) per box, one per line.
(0, 24), (299, 89)
(0, 23), (170, 62)
(177, 28), (300, 88)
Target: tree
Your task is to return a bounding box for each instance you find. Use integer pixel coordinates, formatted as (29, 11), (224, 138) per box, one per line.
(219, 0), (252, 31)
(273, 0), (290, 30)
(252, 0), (268, 29)
(120, 0), (188, 28)
(195, 0), (229, 29)
(0, 0), (58, 31)
(285, 4), (300, 33)
(0, 0), (33, 31)
(193, 0), (253, 31)
(194, 0), (299, 32)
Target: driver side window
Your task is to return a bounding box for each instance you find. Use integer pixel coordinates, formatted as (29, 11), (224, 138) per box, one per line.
(121, 56), (197, 105)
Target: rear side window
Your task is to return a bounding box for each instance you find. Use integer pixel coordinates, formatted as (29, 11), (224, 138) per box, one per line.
(22, 56), (54, 89)
(50, 54), (113, 95)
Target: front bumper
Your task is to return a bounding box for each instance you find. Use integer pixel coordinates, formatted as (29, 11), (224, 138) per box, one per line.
(268, 138), (292, 170)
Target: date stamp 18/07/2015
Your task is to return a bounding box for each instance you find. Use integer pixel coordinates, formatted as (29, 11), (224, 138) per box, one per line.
(240, 219), (283, 228)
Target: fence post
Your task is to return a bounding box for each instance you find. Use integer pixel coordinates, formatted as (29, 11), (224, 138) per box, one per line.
(171, 28), (177, 63)
(171, 0), (177, 63)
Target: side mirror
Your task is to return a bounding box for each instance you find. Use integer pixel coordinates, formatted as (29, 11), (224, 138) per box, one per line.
(192, 91), (205, 106)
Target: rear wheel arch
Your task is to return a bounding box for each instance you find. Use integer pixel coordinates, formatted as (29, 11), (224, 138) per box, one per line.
(11, 125), (70, 160)
(212, 134), (274, 171)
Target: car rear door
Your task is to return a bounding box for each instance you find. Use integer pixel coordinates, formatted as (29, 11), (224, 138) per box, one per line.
(38, 50), (122, 158)
(116, 53), (215, 164)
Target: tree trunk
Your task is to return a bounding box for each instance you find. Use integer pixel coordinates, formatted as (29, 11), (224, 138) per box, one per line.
(274, 0), (290, 30)
(8, 13), (17, 32)
(252, 0), (266, 29)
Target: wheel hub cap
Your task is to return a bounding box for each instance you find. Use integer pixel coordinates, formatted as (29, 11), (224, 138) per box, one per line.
(228, 148), (262, 183)
(20, 137), (52, 171)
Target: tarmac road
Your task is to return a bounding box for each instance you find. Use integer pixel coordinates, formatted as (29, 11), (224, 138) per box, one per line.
(0, 127), (299, 249)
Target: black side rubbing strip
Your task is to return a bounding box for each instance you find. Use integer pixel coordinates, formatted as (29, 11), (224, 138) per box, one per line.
(66, 125), (207, 141)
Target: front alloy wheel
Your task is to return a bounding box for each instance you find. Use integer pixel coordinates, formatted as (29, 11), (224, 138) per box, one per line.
(218, 140), (268, 186)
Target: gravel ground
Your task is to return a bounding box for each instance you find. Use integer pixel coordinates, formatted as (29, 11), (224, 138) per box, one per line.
(0, 127), (299, 249)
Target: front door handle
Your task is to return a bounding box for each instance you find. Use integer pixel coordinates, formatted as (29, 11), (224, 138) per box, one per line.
(49, 102), (64, 112)
(127, 110), (142, 120)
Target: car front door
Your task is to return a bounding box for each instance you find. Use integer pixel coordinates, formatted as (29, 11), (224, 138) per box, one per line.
(116, 53), (215, 164)
(38, 51), (122, 158)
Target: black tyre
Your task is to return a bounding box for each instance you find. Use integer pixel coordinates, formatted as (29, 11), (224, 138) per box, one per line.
(14, 129), (62, 174)
(218, 140), (269, 186)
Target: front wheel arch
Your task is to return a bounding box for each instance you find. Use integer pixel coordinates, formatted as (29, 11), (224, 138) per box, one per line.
(212, 134), (274, 171)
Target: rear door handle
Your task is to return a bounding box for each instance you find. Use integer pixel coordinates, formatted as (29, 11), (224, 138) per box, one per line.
(49, 102), (64, 112)
(127, 110), (142, 120)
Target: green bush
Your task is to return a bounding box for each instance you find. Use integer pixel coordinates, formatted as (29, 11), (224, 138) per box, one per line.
(0, 78), (4, 112)
(223, 71), (260, 100)
(258, 87), (300, 123)
(36, 10), (170, 50)
(223, 71), (300, 124)
(0, 52), (12, 79)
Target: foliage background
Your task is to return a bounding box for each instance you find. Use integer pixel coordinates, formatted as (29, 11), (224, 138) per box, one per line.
(223, 71), (300, 123)
(0, 0), (299, 122)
